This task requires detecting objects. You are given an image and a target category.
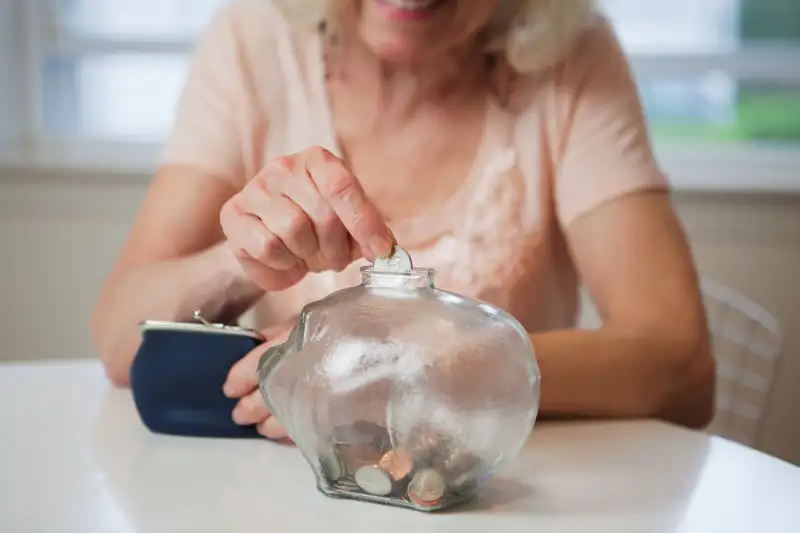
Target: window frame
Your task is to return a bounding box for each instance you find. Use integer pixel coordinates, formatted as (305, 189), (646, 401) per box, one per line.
(628, 44), (800, 84)
(13, 0), (194, 157)
(2, 0), (799, 193)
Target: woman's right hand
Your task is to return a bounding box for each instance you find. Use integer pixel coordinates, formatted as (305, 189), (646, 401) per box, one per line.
(220, 147), (394, 291)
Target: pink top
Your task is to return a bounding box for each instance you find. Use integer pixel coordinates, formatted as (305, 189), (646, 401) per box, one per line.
(161, 0), (668, 333)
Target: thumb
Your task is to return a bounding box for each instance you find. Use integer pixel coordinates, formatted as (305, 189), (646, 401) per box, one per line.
(223, 327), (291, 398)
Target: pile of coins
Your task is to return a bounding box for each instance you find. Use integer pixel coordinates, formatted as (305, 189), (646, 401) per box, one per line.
(316, 421), (482, 510)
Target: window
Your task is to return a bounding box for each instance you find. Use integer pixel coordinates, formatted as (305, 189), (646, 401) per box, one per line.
(9, 0), (800, 182)
(25, 0), (227, 144)
(600, 0), (800, 147)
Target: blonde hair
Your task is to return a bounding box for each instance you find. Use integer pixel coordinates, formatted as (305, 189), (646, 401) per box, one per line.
(271, 0), (598, 73)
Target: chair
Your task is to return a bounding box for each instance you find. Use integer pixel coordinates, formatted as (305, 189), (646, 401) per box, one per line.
(701, 279), (783, 448)
(578, 280), (783, 448)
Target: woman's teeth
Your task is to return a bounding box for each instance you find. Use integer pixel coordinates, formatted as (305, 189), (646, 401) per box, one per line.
(381, 0), (441, 11)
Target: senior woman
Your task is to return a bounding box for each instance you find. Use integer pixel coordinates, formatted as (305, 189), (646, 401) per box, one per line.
(92, 0), (716, 440)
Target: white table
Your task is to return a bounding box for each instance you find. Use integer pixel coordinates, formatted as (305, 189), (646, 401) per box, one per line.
(1, 360), (799, 533)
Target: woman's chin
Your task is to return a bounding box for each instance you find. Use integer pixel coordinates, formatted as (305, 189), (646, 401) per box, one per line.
(373, 46), (417, 65)
(362, 35), (426, 65)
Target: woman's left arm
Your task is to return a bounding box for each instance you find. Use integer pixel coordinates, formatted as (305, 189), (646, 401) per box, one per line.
(533, 190), (715, 428)
(532, 21), (715, 428)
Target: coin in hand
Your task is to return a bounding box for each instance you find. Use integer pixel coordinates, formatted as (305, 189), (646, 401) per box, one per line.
(372, 245), (413, 272)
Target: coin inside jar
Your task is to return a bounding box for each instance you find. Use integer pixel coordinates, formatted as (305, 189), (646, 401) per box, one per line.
(378, 447), (414, 481)
(406, 425), (446, 466)
(354, 465), (394, 496)
(407, 468), (446, 507)
(442, 451), (481, 487)
(351, 421), (392, 452)
(317, 445), (343, 481)
(333, 423), (375, 445)
(338, 442), (385, 477)
(372, 245), (413, 272)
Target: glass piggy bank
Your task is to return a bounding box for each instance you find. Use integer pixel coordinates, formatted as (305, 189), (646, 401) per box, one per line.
(257, 247), (541, 512)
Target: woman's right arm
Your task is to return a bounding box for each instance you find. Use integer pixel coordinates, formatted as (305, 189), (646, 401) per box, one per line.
(91, 164), (265, 386)
(90, 3), (263, 386)
(91, 4), (392, 386)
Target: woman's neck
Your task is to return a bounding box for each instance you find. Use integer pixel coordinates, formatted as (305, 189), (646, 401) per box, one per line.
(327, 27), (491, 118)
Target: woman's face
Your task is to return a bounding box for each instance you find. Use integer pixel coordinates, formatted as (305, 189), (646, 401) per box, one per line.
(340, 0), (501, 64)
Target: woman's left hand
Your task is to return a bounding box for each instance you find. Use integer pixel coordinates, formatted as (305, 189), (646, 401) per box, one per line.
(223, 323), (293, 441)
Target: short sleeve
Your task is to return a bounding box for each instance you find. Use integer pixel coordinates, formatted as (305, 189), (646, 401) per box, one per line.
(159, 4), (246, 185)
(554, 20), (668, 227)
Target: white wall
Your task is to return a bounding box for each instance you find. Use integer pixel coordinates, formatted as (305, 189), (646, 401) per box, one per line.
(0, 166), (798, 466)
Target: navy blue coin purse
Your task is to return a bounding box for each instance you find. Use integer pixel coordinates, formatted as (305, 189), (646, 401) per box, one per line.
(130, 311), (266, 439)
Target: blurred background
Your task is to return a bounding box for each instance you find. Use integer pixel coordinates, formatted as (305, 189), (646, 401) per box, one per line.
(0, 1), (798, 461)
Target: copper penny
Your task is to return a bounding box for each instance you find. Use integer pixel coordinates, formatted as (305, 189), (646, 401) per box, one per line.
(378, 447), (414, 481)
(408, 490), (442, 508)
(407, 468), (446, 506)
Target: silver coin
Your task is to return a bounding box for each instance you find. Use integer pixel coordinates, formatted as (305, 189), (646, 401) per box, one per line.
(372, 245), (413, 272)
(408, 468), (446, 504)
(318, 445), (343, 481)
(354, 465), (394, 496)
(333, 423), (374, 445)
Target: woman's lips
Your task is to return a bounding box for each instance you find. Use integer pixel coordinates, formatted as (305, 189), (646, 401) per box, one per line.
(374, 0), (446, 21)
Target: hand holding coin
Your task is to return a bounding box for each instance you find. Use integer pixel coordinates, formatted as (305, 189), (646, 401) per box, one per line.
(220, 146), (395, 292)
